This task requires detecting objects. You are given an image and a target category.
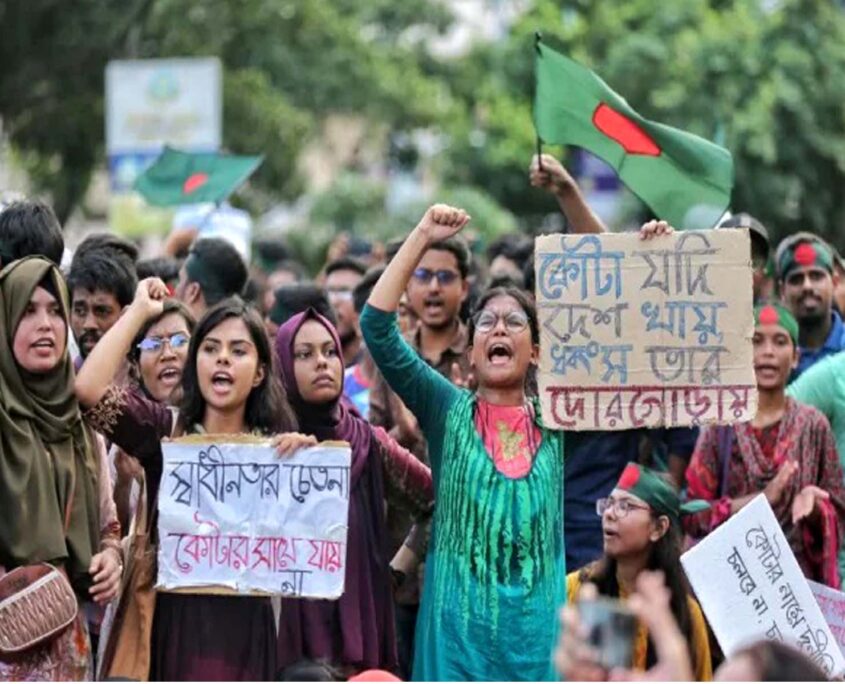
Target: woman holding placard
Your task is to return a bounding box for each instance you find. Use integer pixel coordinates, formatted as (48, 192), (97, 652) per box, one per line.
(684, 303), (845, 587)
(75, 278), (315, 680)
(274, 308), (433, 677)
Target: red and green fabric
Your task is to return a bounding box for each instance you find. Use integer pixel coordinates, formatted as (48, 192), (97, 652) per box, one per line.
(617, 462), (709, 525)
(134, 146), (263, 206)
(755, 304), (799, 345)
(533, 39), (734, 230)
(777, 238), (834, 279)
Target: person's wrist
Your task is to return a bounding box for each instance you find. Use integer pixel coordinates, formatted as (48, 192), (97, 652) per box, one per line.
(410, 224), (433, 248)
(553, 178), (576, 198)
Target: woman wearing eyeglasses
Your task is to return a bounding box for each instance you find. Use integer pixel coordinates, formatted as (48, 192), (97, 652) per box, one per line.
(360, 205), (565, 681)
(562, 463), (712, 681)
(108, 301), (194, 533)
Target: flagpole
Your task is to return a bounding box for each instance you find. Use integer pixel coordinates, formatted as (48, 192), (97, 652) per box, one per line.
(534, 31), (543, 171)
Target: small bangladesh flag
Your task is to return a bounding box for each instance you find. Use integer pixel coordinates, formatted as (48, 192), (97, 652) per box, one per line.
(134, 146), (263, 206)
(533, 39), (733, 230)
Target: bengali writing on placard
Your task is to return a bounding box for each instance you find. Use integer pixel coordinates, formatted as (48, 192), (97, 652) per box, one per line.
(157, 438), (351, 599)
(682, 496), (845, 677)
(535, 230), (757, 431)
(808, 580), (845, 659)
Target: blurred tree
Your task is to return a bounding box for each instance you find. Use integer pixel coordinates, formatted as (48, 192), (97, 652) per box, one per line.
(435, 0), (845, 246)
(0, 0), (454, 222)
(0, 0), (151, 222)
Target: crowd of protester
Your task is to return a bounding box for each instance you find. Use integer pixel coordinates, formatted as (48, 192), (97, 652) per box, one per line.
(0, 152), (843, 681)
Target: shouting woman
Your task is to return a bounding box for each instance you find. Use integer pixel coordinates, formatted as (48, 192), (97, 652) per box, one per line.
(360, 205), (566, 681)
(0, 257), (122, 680)
(75, 279), (315, 680)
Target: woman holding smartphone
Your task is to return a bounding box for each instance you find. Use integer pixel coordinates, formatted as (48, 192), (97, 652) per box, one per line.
(563, 463), (712, 681)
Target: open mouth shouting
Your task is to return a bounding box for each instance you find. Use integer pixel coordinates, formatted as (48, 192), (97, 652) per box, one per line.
(210, 370), (235, 395)
(31, 336), (56, 356)
(423, 296), (445, 316)
(486, 341), (514, 367)
(157, 365), (182, 389)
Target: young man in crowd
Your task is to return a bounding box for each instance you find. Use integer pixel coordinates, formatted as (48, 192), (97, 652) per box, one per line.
(174, 237), (249, 321)
(324, 257), (367, 367)
(0, 199), (65, 267)
(67, 235), (138, 364)
(403, 236), (473, 381)
(776, 233), (845, 378)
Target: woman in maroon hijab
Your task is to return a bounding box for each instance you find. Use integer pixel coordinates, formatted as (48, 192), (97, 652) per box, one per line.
(274, 309), (433, 676)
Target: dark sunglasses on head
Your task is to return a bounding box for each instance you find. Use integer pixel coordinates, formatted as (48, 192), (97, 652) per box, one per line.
(137, 333), (190, 353)
(412, 267), (460, 286)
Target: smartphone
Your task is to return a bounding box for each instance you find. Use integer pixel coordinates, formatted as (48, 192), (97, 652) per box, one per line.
(578, 597), (637, 671)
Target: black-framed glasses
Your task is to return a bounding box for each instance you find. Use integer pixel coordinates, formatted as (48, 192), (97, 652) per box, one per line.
(137, 333), (190, 354)
(596, 497), (651, 518)
(412, 267), (460, 286)
(473, 309), (529, 334)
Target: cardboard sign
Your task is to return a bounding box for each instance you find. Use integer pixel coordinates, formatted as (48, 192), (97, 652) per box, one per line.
(681, 495), (845, 677)
(157, 436), (351, 598)
(535, 230), (756, 431)
(808, 580), (845, 659)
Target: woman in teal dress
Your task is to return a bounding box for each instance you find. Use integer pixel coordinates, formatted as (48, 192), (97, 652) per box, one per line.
(361, 205), (566, 681)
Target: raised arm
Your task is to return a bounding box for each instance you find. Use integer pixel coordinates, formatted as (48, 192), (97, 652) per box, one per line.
(362, 206), (469, 441)
(367, 204), (470, 312)
(529, 153), (607, 234)
(75, 278), (168, 409)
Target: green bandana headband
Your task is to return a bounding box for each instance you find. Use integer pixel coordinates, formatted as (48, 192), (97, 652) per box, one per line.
(616, 463), (709, 525)
(778, 239), (834, 279)
(754, 303), (799, 346)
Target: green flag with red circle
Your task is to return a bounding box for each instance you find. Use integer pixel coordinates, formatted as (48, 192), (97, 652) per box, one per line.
(134, 146), (263, 206)
(533, 39), (734, 230)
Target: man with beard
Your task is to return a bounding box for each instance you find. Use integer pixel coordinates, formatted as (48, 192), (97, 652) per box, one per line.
(324, 257), (367, 366)
(68, 237), (138, 365)
(776, 233), (845, 379)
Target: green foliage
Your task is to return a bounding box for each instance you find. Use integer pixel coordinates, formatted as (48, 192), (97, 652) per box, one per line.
(4, 0), (845, 252)
(436, 0), (845, 246)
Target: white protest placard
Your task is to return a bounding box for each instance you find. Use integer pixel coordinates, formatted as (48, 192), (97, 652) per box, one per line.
(535, 230), (757, 431)
(157, 436), (351, 598)
(681, 495), (845, 677)
(808, 580), (845, 659)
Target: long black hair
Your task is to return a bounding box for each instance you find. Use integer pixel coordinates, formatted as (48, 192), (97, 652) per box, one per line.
(582, 493), (696, 672)
(178, 297), (297, 435)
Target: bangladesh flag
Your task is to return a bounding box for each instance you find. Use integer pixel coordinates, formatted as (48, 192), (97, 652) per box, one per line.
(134, 146), (263, 206)
(534, 39), (733, 230)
